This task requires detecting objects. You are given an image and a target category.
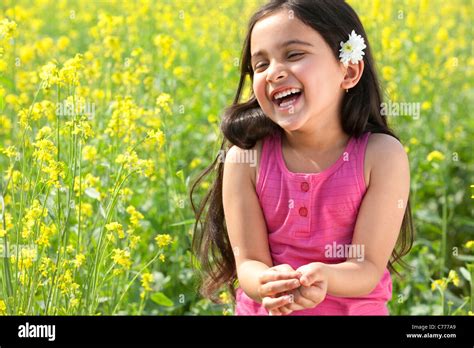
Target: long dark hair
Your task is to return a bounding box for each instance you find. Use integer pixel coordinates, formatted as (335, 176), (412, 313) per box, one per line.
(190, 0), (414, 302)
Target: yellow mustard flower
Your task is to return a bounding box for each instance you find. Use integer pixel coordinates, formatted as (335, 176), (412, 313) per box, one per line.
(155, 93), (173, 115)
(126, 205), (144, 228)
(141, 272), (153, 292)
(427, 151), (445, 162)
(0, 299), (7, 315)
(146, 129), (165, 149)
(0, 19), (17, 40)
(39, 61), (59, 89)
(106, 222), (125, 239)
(448, 270), (460, 287)
(72, 254), (86, 268)
(36, 223), (57, 247)
(58, 54), (83, 86)
(82, 145), (97, 161)
(219, 292), (231, 304)
(155, 234), (172, 248)
(111, 248), (132, 269)
(431, 279), (447, 291)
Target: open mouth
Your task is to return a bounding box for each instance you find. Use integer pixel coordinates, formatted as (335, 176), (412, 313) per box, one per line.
(272, 89), (303, 110)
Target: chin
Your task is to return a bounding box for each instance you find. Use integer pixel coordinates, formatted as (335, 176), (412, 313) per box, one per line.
(263, 98), (311, 132)
(270, 112), (308, 133)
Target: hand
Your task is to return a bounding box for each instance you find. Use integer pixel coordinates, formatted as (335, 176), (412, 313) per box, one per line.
(282, 262), (328, 312)
(257, 264), (302, 316)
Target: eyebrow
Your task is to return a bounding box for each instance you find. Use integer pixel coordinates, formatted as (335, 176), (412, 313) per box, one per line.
(251, 39), (313, 60)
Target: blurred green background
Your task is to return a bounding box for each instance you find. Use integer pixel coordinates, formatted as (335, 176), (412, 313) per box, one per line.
(0, 0), (472, 315)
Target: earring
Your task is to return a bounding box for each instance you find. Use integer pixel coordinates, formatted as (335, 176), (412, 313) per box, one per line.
(345, 89), (349, 93)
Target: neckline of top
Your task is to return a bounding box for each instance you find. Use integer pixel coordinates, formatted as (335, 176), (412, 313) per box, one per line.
(275, 131), (357, 179)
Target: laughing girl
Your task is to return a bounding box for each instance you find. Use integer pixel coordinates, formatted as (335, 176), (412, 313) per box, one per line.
(191, 0), (413, 315)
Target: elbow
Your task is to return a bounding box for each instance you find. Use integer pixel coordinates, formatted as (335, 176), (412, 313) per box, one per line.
(362, 282), (378, 296)
(361, 260), (385, 296)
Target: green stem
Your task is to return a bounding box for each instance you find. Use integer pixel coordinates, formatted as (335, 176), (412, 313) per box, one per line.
(112, 250), (161, 314)
(468, 263), (474, 312)
(86, 169), (136, 312)
(1, 172), (13, 299)
(14, 84), (42, 313)
(77, 141), (82, 251)
(440, 186), (448, 278)
(441, 290), (446, 315)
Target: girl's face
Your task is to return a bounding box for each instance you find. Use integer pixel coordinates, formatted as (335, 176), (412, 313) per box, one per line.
(250, 10), (346, 132)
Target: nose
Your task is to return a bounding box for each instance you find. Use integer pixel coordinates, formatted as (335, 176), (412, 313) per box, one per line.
(265, 61), (288, 83)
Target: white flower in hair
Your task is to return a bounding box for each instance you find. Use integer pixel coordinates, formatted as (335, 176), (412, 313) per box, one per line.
(339, 30), (366, 67)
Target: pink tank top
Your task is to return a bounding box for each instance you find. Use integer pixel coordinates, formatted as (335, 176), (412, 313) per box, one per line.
(235, 130), (392, 315)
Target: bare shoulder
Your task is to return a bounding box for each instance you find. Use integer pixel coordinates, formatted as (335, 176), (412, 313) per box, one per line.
(224, 140), (263, 188)
(367, 133), (407, 158)
(222, 142), (273, 270)
(365, 133), (409, 186)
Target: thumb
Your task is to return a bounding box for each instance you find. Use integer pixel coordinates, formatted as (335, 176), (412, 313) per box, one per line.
(298, 264), (324, 286)
(300, 274), (314, 287)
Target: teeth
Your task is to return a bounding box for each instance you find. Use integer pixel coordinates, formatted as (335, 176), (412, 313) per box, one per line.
(280, 99), (297, 108)
(274, 88), (301, 100)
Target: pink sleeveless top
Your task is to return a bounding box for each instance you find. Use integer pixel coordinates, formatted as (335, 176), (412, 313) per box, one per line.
(235, 131), (392, 315)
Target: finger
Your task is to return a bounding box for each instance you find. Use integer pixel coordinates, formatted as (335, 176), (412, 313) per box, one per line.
(258, 271), (302, 284)
(271, 264), (297, 272)
(285, 302), (306, 311)
(260, 279), (300, 297)
(262, 295), (293, 311)
(279, 306), (293, 315)
(299, 285), (326, 305)
(292, 288), (318, 308)
(299, 267), (324, 287)
(279, 291), (307, 311)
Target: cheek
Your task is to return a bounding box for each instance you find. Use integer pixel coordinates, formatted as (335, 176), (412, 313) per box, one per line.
(253, 76), (268, 104)
(295, 61), (342, 95)
(292, 61), (321, 93)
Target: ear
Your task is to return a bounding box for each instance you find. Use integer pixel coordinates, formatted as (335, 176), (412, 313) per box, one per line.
(340, 60), (364, 91)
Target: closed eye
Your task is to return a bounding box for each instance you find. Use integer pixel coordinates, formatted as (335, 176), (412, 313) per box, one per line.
(288, 52), (304, 59)
(253, 53), (305, 72)
(253, 62), (267, 71)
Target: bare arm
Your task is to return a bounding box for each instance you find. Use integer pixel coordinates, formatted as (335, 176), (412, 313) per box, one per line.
(222, 145), (272, 303)
(298, 134), (410, 297)
(223, 144), (300, 304)
(326, 134), (410, 296)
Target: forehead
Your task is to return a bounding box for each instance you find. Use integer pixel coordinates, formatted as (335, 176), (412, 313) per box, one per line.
(250, 10), (320, 54)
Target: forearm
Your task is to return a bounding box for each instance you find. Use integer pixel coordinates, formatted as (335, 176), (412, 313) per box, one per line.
(321, 260), (381, 297)
(237, 260), (271, 303)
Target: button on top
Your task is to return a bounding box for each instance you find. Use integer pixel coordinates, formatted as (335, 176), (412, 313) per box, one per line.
(301, 181), (310, 192)
(299, 207), (308, 217)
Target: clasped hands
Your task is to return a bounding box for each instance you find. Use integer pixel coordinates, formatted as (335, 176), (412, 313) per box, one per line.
(257, 263), (328, 316)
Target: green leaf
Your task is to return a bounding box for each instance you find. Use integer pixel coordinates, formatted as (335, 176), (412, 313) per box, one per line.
(0, 76), (14, 90)
(175, 170), (184, 182)
(459, 267), (471, 282)
(168, 219), (195, 227)
(151, 292), (174, 307)
(455, 254), (474, 262)
(85, 187), (101, 200)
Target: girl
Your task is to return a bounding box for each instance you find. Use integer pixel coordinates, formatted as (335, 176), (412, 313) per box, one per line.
(191, 0), (413, 315)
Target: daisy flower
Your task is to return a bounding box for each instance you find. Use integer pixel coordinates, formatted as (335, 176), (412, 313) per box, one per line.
(339, 30), (367, 67)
